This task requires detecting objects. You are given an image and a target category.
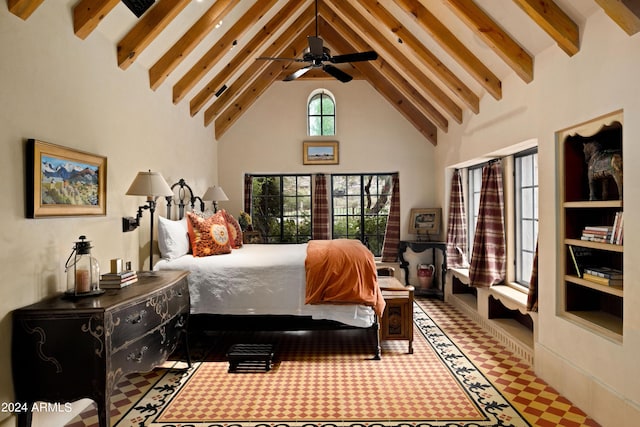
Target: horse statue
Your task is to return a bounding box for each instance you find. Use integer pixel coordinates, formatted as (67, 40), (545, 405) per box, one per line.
(583, 140), (622, 200)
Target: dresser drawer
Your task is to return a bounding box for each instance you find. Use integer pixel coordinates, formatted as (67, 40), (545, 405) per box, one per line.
(110, 279), (189, 351)
(111, 313), (188, 380)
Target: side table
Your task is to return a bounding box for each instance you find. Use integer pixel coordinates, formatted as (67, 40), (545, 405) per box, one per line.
(399, 240), (447, 299)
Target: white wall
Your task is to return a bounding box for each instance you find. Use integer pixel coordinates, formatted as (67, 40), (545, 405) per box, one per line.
(435, 11), (640, 426)
(217, 80), (439, 241)
(0, 5), (216, 425)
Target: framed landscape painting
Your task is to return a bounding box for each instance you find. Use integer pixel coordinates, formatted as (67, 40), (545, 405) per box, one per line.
(26, 139), (107, 218)
(303, 141), (339, 165)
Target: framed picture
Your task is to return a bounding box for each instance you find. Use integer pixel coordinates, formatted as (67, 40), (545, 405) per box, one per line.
(303, 141), (339, 165)
(26, 139), (107, 218)
(408, 208), (441, 237)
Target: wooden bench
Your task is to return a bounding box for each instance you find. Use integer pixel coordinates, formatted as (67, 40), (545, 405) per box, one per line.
(378, 275), (414, 354)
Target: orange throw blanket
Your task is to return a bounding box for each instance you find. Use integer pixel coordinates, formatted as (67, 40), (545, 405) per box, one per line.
(305, 239), (386, 318)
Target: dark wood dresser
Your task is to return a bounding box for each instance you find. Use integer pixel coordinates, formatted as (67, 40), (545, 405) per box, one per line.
(12, 270), (190, 427)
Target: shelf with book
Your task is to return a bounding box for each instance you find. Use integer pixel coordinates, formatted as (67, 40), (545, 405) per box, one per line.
(557, 110), (624, 342)
(564, 275), (623, 297)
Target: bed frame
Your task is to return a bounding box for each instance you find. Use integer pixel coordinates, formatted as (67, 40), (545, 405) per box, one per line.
(163, 179), (382, 360)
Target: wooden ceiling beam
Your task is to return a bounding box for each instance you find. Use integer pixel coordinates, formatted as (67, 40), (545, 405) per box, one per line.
(595, 0), (640, 35)
(512, 0), (579, 56)
(392, 0), (509, 92)
(357, 0), (500, 101)
(173, 0), (280, 104)
(149, 0), (240, 90)
(318, 16), (448, 132)
(322, 0), (465, 119)
(7, 0), (43, 20)
(214, 35), (311, 138)
(117, 0), (191, 70)
(438, 0), (534, 83)
(189, 0), (311, 116)
(320, 20), (438, 143)
(73, 0), (119, 40)
(339, 0), (478, 113)
(204, 23), (315, 127)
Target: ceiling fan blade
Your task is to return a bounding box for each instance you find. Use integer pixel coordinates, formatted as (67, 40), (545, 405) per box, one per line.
(307, 36), (324, 57)
(323, 64), (353, 83)
(284, 66), (312, 81)
(331, 51), (378, 63)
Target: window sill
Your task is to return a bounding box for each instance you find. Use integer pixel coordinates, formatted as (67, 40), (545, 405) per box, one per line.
(448, 268), (532, 315)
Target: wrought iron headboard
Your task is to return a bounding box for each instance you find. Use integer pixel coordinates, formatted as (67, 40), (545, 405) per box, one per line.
(165, 178), (204, 220)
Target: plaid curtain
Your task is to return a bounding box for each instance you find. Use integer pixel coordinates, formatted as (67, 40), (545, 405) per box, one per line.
(469, 161), (506, 287)
(445, 169), (469, 268)
(243, 174), (252, 213)
(527, 239), (539, 312)
(381, 173), (400, 262)
(312, 174), (330, 240)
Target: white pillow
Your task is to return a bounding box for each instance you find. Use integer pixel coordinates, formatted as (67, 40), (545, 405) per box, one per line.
(157, 216), (189, 260)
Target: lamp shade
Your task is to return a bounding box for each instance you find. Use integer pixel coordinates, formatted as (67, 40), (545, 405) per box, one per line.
(202, 185), (229, 202)
(126, 170), (173, 197)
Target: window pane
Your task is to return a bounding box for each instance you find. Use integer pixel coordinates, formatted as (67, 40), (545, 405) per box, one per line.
(333, 176), (346, 195)
(322, 117), (335, 135)
(346, 196), (361, 214)
(321, 95), (335, 114)
(308, 96), (321, 115)
(522, 187), (534, 218)
(309, 117), (321, 136)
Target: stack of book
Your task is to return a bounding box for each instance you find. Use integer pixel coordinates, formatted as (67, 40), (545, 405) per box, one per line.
(580, 225), (612, 242)
(100, 270), (138, 289)
(583, 266), (623, 287)
(610, 211), (624, 245)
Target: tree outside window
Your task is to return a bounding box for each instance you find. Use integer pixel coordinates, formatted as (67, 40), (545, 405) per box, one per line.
(250, 175), (312, 243)
(331, 174), (391, 256)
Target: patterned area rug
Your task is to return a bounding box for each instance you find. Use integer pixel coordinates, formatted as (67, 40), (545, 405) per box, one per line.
(101, 302), (531, 427)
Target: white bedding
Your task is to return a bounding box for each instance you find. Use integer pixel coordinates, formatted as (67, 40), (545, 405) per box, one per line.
(154, 243), (375, 328)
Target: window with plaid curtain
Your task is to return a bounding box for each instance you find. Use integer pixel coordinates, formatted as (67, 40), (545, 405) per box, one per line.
(446, 169), (469, 268)
(469, 161), (506, 287)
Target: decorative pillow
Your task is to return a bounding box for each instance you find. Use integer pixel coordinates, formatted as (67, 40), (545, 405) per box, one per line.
(220, 209), (243, 248)
(186, 211), (232, 257)
(157, 216), (189, 260)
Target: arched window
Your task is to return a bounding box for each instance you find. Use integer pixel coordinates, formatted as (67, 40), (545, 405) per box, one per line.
(307, 89), (335, 136)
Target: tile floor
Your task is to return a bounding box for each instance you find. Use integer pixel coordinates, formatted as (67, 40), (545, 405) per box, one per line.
(66, 296), (601, 427)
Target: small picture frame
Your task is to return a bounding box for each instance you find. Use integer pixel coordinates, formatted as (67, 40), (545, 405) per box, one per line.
(26, 139), (107, 218)
(408, 208), (441, 240)
(303, 141), (339, 165)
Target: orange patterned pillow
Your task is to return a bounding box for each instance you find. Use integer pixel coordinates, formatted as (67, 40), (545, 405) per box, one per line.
(186, 211), (232, 257)
(220, 209), (243, 248)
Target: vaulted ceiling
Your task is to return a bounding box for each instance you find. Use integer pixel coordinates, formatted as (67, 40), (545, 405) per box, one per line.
(8, 0), (640, 144)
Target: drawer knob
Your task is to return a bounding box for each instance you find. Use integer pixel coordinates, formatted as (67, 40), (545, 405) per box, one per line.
(127, 346), (148, 363)
(126, 310), (147, 324)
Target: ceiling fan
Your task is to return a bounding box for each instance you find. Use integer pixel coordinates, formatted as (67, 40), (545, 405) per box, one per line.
(257, 0), (378, 83)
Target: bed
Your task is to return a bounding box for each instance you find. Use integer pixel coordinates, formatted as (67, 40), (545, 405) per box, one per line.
(153, 179), (385, 359)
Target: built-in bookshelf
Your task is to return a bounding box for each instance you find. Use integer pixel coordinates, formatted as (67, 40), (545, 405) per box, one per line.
(558, 110), (623, 343)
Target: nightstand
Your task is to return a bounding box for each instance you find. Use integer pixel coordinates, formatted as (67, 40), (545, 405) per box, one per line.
(378, 276), (414, 354)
